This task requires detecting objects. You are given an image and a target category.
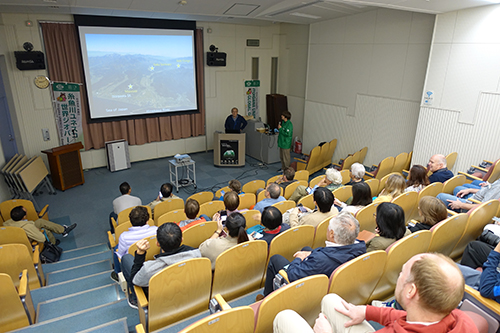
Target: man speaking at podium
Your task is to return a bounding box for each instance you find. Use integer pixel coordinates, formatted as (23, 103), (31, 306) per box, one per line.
(225, 107), (247, 133)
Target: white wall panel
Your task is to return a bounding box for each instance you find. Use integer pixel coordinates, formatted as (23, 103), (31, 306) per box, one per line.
(306, 44), (344, 104)
(310, 17), (346, 45)
(340, 44), (372, 115)
(344, 10), (377, 44)
(367, 44), (408, 99)
(374, 9), (412, 44)
(409, 12), (435, 44)
(401, 43), (432, 102)
(433, 11), (457, 43)
(453, 5), (500, 44)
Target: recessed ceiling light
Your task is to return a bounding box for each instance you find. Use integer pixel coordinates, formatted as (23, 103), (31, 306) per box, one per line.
(289, 12), (321, 19)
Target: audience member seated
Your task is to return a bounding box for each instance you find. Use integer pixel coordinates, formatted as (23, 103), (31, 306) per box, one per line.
(346, 163), (366, 186)
(252, 206), (290, 246)
(178, 199), (207, 231)
(288, 187), (337, 228)
(275, 167), (297, 191)
(5, 205), (76, 245)
(221, 191), (240, 217)
(273, 253), (475, 333)
(288, 168), (343, 203)
(146, 183), (179, 216)
(437, 178), (500, 212)
(261, 212), (365, 297)
(407, 196), (447, 233)
(121, 223), (201, 308)
(366, 202), (409, 252)
(335, 182), (372, 215)
(199, 212), (249, 269)
(427, 154), (454, 183)
(110, 182), (142, 230)
(111, 206), (157, 282)
(254, 183), (286, 213)
(217, 179), (243, 200)
(404, 164), (430, 192)
(373, 174), (406, 203)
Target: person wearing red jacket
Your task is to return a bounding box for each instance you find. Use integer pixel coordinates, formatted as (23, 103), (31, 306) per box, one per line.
(273, 253), (478, 333)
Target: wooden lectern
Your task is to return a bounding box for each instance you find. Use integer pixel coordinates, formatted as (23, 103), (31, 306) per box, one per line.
(42, 142), (85, 191)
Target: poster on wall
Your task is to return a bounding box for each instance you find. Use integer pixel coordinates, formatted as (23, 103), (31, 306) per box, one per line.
(51, 82), (84, 147)
(244, 80), (260, 119)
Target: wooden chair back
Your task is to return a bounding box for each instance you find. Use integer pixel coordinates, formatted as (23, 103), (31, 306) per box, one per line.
(328, 139), (338, 163)
(355, 202), (380, 232)
(0, 226), (34, 251)
(485, 159), (500, 183)
(146, 258), (212, 332)
(418, 182), (443, 199)
(212, 240), (268, 301)
(158, 210), (187, 226)
(342, 155), (355, 171)
(240, 210), (260, 229)
(369, 230), (432, 302)
(0, 199), (47, 223)
(295, 170), (310, 182)
(365, 179), (380, 197)
(182, 221), (218, 248)
(442, 175), (466, 194)
(312, 218), (330, 249)
(128, 235), (161, 261)
(319, 141), (331, 168)
(374, 156), (395, 180)
(358, 147), (368, 164)
(451, 200), (500, 260)
(309, 175), (324, 188)
(446, 152), (458, 171)
(297, 194), (315, 210)
(392, 152), (408, 174)
(178, 306), (254, 333)
(428, 213), (468, 256)
(284, 180), (308, 200)
(118, 206), (152, 225)
(238, 193), (256, 210)
(268, 225), (315, 263)
(253, 275), (328, 333)
(403, 151), (412, 172)
(154, 198), (184, 225)
(0, 271), (34, 332)
(187, 192), (214, 206)
(332, 186), (352, 203)
(329, 251), (387, 305)
(351, 151), (361, 166)
(215, 186), (231, 199)
(340, 169), (350, 185)
(391, 191), (418, 225)
(198, 201), (225, 219)
(266, 175), (281, 186)
(304, 145), (323, 173)
(271, 200), (296, 214)
(242, 180), (265, 194)
(0, 244), (44, 290)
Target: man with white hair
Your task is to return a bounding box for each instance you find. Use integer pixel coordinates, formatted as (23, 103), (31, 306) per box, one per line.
(289, 168), (343, 203)
(428, 154), (454, 183)
(346, 163), (366, 185)
(274, 253), (477, 333)
(260, 212), (365, 297)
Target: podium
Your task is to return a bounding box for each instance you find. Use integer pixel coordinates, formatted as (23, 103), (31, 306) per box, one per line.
(42, 142), (85, 191)
(214, 132), (245, 167)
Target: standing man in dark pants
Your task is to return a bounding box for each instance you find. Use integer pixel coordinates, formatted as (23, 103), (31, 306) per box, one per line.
(278, 110), (293, 172)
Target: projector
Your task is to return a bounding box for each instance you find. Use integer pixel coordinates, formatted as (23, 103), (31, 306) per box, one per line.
(174, 154), (191, 163)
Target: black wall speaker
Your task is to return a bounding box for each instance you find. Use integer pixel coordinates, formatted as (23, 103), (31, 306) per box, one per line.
(14, 51), (46, 70)
(206, 52), (227, 67)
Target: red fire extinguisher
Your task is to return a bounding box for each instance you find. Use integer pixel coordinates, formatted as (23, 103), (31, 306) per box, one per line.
(294, 137), (302, 154)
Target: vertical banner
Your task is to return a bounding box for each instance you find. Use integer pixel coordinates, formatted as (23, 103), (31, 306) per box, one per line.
(51, 82), (84, 147)
(244, 80), (260, 119)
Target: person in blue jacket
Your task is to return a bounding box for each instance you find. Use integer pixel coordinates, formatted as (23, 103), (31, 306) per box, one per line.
(224, 107), (247, 133)
(261, 211), (366, 297)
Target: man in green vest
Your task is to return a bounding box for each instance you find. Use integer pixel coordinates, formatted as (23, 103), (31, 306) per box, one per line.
(277, 110), (293, 172)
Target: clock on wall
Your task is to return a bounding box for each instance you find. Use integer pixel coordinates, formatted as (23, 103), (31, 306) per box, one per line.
(34, 75), (50, 89)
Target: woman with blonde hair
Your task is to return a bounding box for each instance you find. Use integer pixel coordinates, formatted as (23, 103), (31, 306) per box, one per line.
(408, 196), (448, 232)
(374, 174), (406, 203)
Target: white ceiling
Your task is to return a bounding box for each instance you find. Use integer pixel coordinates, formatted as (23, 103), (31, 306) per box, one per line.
(0, 0), (499, 25)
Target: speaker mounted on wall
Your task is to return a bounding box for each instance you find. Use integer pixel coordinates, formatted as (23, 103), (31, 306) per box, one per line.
(206, 44), (226, 66)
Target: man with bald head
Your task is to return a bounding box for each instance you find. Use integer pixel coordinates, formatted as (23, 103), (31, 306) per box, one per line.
(428, 154), (454, 183)
(273, 253), (478, 333)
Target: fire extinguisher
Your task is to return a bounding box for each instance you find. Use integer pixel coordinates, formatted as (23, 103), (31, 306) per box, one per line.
(294, 137), (302, 154)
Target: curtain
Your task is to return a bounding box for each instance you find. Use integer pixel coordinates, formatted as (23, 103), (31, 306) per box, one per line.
(41, 23), (205, 150)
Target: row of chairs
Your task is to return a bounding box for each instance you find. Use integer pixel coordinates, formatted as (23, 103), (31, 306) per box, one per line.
(458, 158), (500, 184)
(0, 199), (49, 226)
(294, 139), (337, 174)
(333, 146), (368, 171)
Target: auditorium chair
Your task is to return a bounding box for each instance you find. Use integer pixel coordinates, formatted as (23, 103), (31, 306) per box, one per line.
(177, 306), (255, 333)
(0, 270), (36, 332)
(211, 240), (267, 301)
(442, 174), (466, 194)
(391, 191), (418, 225)
(308, 175), (324, 188)
(450, 199), (499, 260)
(328, 251), (386, 305)
(369, 230), (432, 303)
(365, 156), (395, 180)
(297, 194), (314, 210)
(417, 182), (443, 199)
(294, 170), (310, 182)
(446, 152), (458, 171)
(153, 198), (184, 225)
(332, 185), (352, 203)
(0, 243), (45, 290)
(198, 201), (225, 219)
(462, 285), (500, 332)
(128, 235), (161, 261)
(266, 225), (315, 270)
(402, 151), (412, 173)
(187, 192), (214, 206)
(358, 146), (368, 164)
(365, 178), (380, 197)
(391, 152), (409, 174)
(284, 180), (308, 200)
(266, 175), (281, 186)
(215, 186), (230, 199)
(340, 169), (350, 184)
(135, 257), (212, 332)
(0, 226), (39, 253)
(459, 159), (500, 184)
(240, 209), (260, 229)
(332, 154), (355, 171)
(0, 199), (48, 223)
(377, 172), (400, 194)
(116, 205), (152, 226)
(318, 141), (332, 170)
(271, 200), (296, 214)
(427, 213), (468, 257)
(312, 218), (330, 249)
(355, 202), (380, 232)
(157, 210), (187, 226)
(242, 180), (265, 194)
(293, 145), (322, 174)
(182, 221), (218, 248)
(238, 193), (256, 210)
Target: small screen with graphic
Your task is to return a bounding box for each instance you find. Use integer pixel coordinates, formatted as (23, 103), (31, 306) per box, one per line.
(220, 140), (239, 165)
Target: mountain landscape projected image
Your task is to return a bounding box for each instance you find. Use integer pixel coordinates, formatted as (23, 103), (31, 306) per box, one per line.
(81, 30), (197, 119)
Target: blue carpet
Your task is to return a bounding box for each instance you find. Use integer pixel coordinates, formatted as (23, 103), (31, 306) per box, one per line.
(51, 216), (77, 251)
(47, 260), (112, 285)
(79, 318), (129, 333)
(60, 243), (110, 261)
(43, 251), (112, 273)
